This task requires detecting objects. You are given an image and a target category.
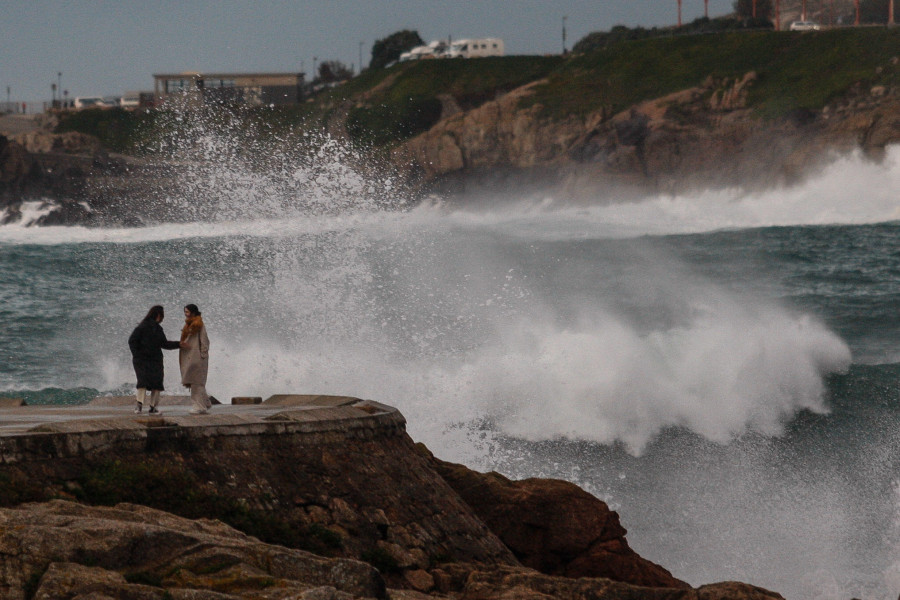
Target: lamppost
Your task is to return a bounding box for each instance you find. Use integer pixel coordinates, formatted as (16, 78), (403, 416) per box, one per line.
(51, 82), (57, 108)
(313, 56), (318, 81)
(57, 72), (61, 103)
(359, 41), (364, 73)
(561, 15), (567, 54)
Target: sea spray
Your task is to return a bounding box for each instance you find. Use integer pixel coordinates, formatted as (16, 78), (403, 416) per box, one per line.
(5, 107), (900, 599)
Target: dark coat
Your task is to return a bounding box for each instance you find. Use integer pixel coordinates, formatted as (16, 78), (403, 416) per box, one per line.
(128, 318), (180, 391)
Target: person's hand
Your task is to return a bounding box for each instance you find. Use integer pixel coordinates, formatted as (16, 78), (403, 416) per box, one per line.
(179, 342), (188, 348)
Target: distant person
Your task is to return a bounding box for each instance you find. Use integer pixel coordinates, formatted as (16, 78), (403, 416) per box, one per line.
(128, 305), (181, 414)
(179, 304), (211, 415)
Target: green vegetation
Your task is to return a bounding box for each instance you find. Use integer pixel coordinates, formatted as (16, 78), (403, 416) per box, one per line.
(344, 55), (563, 146)
(572, 17), (772, 54)
(55, 28), (900, 154)
(369, 29), (424, 70)
(68, 460), (344, 555)
(55, 107), (152, 153)
(524, 28), (900, 119)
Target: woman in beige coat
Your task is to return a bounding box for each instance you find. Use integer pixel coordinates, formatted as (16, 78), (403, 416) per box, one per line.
(180, 304), (211, 414)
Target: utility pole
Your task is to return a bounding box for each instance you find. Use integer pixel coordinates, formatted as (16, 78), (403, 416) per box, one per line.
(359, 41), (364, 73)
(704, 0), (709, 19)
(561, 16), (567, 54)
(753, 0), (757, 18)
(677, 0), (682, 27)
(775, 0), (781, 29)
(801, 0), (807, 21)
(6, 86), (9, 106)
(890, 0), (895, 25)
(855, 0), (860, 25)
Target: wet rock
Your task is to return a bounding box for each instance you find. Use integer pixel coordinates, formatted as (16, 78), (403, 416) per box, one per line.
(422, 445), (688, 588)
(1, 500), (387, 600)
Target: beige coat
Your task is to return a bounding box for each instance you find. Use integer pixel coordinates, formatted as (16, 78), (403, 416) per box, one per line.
(179, 325), (209, 386)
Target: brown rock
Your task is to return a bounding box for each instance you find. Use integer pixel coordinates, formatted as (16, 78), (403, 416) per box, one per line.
(0, 499), (386, 599)
(423, 446), (688, 588)
(403, 568), (435, 592)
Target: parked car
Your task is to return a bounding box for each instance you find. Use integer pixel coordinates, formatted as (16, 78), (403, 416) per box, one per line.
(72, 96), (104, 109)
(789, 20), (821, 31)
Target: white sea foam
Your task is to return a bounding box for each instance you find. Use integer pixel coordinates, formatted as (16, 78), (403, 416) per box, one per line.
(2, 113), (891, 600)
(3, 144), (900, 246)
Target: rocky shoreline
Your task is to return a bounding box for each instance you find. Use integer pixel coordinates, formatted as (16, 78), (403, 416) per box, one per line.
(2, 70), (899, 227)
(0, 395), (783, 599)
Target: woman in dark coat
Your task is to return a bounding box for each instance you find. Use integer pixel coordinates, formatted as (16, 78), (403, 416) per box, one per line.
(128, 305), (181, 414)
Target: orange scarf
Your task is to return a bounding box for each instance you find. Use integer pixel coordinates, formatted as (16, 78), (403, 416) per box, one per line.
(181, 315), (204, 342)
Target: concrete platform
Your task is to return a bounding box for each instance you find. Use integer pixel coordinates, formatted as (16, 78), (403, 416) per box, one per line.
(0, 394), (400, 438)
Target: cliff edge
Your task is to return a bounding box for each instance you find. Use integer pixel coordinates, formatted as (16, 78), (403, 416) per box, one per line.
(0, 395), (782, 599)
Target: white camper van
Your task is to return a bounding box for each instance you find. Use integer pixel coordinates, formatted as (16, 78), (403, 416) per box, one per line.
(73, 97), (105, 109)
(446, 38), (504, 59)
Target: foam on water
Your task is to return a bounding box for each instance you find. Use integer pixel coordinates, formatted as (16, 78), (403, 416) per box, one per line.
(4, 111), (900, 599)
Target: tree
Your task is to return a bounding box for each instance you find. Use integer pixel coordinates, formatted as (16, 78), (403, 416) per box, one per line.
(318, 60), (353, 83)
(733, 0), (773, 18)
(370, 29), (424, 70)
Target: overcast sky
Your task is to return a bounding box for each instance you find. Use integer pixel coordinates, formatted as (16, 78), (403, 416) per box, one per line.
(2, 0), (737, 105)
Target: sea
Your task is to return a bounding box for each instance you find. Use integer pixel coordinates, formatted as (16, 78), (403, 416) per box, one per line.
(2, 122), (900, 599)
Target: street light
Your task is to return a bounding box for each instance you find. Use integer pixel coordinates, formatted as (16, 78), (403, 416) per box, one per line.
(359, 41), (364, 73)
(562, 15), (567, 54)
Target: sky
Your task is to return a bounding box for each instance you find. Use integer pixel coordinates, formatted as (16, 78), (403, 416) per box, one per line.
(2, 0), (737, 107)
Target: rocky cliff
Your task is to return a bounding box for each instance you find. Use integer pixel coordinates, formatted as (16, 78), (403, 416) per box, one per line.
(0, 398), (783, 599)
(3, 58), (899, 226)
(392, 71), (900, 201)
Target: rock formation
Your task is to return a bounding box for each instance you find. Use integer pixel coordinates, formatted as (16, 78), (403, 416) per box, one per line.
(0, 399), (787, 599)
(392, 72), (900, 201)
(422, 446), (687, 588)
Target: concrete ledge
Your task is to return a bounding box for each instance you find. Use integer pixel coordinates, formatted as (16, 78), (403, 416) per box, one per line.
(231, 396), (262, 405)
(0, 398), (26, 408)
(263, 394), (360, 407)
(89, 395), (191, 407)
(0, 397), (407, 463)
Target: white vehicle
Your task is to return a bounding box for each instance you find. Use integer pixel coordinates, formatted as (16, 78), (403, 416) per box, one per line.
(400, 38), (505, 62)
(399, 40), (448, 62)
(789, 20), (821, 31)
(445, 38), (504, 59)
(72, 96), (104, 109)
(119, 94), (140, 108)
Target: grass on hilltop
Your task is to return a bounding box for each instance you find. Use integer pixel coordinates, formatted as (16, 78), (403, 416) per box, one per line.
(55, 27), (900, 154)
(522, 27), (900, 119)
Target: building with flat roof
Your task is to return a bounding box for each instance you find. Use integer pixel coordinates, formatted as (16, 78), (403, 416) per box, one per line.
(153, 72), (305, 107)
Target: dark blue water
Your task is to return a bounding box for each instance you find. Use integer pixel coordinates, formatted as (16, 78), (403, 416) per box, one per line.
(3, 144), (900, 598)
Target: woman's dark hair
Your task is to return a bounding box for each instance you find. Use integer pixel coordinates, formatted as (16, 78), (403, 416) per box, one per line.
(184, 304), (201, 317)
(144, 305), (164, 321)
